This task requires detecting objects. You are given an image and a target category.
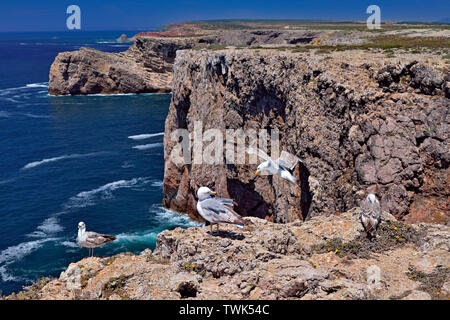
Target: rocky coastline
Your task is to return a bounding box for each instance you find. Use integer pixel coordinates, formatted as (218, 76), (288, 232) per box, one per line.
(163, 49), (449, 224)
(26, 25), (450, 300)
(4, 208), (449, 300)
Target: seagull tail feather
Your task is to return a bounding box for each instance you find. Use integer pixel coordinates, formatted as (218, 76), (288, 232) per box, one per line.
(103, 234), (117, 242)
(234, 217), (253, 226)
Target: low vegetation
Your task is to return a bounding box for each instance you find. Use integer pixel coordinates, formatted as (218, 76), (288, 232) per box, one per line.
(311, 220), (424, 260)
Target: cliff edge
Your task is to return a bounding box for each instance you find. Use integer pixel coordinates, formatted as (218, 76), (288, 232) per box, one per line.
(4, 208), (449, 300)
(48, 37), (207, 95)
(163, 49), (449, 224)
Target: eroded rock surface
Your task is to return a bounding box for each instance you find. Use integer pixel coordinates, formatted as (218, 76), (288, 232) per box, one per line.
(6, 209), (449, 300)
(48, 37), (207, 95)
(163, 49), (449, 223)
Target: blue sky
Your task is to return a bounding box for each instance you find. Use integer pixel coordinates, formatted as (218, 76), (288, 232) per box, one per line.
(0, 0), (449, 32)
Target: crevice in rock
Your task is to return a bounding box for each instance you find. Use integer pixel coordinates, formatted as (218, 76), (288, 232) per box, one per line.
(227, 179), (269, 219)
(299, 162), (312, 221)
(177, 282), (198, 298)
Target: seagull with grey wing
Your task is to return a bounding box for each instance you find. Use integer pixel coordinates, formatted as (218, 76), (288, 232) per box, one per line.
(360, 194), (382, 238)
(248, 147), (300, 184)
(196, 187), (250, 234)
(77, 222), (116, 257)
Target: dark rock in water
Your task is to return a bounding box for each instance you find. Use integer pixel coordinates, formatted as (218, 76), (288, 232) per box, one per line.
(116, 34), (130, 43)
(163, 50), (449, 224)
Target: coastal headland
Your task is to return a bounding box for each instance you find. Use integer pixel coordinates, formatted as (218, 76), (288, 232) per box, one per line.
(6, 20), (447, 300)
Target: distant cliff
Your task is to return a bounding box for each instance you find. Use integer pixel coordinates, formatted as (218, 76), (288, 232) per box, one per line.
(163, 49), (449, 224)
(4, 208), (449, 300)
(48, 37), (205, 95)
(48, 30), (327, 95)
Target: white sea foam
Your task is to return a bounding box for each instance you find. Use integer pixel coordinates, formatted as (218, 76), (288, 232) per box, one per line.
(151, 205), (203, 228)
(0, 82), (48, 96)
(0, 237), (57, 282)
(36, 217), (64, 234)
(128, 132), (164, 140)
(0, 265), (18, 282)
(26, 82), (48, 88)
(132, 142), (163, 150)
(114, 206), (201, 247)
(65, 177), (151, 209)
(115, 230), (158, 245)
(61, 241), (79, 248)
(121, 161), (135, 168)
(0, 238), (56, 270)
(22, 151), (109, 170)
(151, 181), (164, 188)
(22, 113), (51, 119)
(0, 178), (16, 185)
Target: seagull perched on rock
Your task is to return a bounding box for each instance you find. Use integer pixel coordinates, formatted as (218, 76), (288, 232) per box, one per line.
(360, 194), (382, 238)
(196, 187), (250, 234)
(77, 222), (116, 257)
(248, 148), (300, 184)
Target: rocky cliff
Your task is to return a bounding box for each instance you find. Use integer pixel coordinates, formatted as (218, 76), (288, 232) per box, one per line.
(4, 208), (449, 300)
(48, 37), (205, 95)
(163, 49), (449, 224)
(47, 30), (331, 95)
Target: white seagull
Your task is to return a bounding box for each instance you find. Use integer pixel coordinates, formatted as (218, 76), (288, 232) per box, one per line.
(248, 148), (299, 184)
(77, 222), (116, 257)
(196, 187), (249, 234)
(360, 194), (382, 238)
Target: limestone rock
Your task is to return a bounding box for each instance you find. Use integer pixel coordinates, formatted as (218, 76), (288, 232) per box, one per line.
(163, 50), (449, 223)
(8, 209), (448, 300)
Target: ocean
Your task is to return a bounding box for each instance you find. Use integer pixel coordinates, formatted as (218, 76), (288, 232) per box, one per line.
(0, 31), (201, 296)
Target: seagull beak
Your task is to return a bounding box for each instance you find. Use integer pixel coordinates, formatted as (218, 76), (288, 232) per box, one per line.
(254, 171), (259, 176)
(210, 191), (217, 196)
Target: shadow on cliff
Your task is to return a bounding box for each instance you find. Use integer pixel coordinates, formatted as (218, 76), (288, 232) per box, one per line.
(227, 178), (270, 219)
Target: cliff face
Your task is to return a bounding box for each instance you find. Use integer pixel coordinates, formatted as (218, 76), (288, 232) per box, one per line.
(6, 209), (449, 300)
(47, 30), (328, 95)
(48, 37), (207, 95)
(163, 49), (449, 223)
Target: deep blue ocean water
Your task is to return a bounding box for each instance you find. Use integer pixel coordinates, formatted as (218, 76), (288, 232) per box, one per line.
(0, 31), (200, 296)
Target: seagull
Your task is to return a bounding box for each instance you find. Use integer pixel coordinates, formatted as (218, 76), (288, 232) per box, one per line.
(196, 187), (250, 234)
(77, 222), (116, 257)
(248, 148), (299, 184)
(360, 194), (382, 238)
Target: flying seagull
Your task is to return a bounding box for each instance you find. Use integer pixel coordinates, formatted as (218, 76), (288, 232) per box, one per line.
(196, 187), (250, 234)
(360, 194), (382, 238)
(248, 148), (300, 184)
(77, 222), (116, 257)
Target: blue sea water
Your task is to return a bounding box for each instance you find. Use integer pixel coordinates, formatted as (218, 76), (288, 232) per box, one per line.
(0, 31), (201, 296)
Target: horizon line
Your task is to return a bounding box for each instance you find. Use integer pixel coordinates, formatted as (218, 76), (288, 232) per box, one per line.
(0, 17), (449, 33)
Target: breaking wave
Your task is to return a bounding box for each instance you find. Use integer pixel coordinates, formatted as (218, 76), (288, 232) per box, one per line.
(0, 238), (57, 282)
(128, 132), (164, 140)
(22, 152), (110, 170)
(114, 206), (202, 249)
(150, 204), (203, 229)
(132, 143), (163, 150)
(64, 177), (151, 209)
